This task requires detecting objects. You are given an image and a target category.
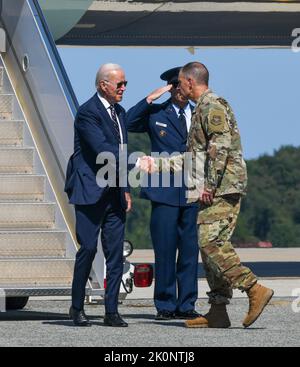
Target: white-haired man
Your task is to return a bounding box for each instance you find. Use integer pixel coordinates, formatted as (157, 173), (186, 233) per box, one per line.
(65, 63), (131, 327)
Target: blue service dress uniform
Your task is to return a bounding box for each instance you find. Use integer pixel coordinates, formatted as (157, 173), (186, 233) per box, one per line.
(126, 98), (199, 313)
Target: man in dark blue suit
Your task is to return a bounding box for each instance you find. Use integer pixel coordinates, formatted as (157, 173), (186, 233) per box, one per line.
(65, 63), (131, 327)
(126, 67), (200, 320)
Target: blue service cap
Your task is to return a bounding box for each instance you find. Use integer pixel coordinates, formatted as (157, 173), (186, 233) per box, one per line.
(160, 67), (182, 84)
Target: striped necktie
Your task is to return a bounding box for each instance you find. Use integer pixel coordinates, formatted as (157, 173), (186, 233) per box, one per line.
(109, 105), (121, 144)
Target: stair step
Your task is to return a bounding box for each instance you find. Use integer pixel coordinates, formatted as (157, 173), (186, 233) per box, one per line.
(0, 120), (24, 146)
(0, 259), (74, 287)
(0, 230), (67, 258)
(0, 148), (34, 173)
(0, 203), (56, 229)
(0, 94), (13, 120)
(0, 175), (45, 201)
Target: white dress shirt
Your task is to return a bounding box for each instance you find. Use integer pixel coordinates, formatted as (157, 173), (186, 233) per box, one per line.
(97, 93), (124, 145)
(172, 103), (192, 132)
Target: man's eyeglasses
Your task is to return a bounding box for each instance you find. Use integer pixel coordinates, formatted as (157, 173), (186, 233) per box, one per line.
(104, 80), (128, 89)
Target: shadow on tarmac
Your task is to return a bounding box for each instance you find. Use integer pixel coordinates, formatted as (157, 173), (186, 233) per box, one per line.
(0, 310), (102, 322)
(0, 309), (267, 329)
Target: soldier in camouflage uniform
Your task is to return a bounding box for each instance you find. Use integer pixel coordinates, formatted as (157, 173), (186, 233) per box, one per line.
(143, 62), (274, 328)
(190, 86), (257, 310)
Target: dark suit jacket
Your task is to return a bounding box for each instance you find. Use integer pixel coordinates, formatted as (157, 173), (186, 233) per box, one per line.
(126, 98), (196, 207)
(65, 93), (128, 209)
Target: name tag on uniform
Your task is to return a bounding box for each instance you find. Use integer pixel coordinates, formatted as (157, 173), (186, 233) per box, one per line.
(156, 122), (167, 128)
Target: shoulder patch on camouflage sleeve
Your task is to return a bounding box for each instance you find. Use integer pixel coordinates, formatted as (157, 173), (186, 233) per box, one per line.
(208, 108), (226, 133)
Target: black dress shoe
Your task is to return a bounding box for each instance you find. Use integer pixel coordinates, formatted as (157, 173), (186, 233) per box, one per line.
(69, 306), (91, 327)
(155, 310), (175, 320)
(175, 310), (201, 320)
(104, 313), (128, 327)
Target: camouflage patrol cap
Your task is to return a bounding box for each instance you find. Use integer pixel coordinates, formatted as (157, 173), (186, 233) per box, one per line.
(160, 67), (182, 84)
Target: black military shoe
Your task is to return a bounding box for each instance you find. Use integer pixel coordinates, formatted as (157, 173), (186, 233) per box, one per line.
(175, 310), (202, 320)
(155, 310), (175, 320)
(104, 313), (128, 327)
(69, 306), (91, 327)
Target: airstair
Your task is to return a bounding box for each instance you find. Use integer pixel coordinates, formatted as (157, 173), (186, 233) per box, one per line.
(0, 63), (74, 293)
(0, 0), (104, 310)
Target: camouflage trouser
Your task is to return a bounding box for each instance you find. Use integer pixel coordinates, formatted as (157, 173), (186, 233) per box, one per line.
(198, 194), (257, 305)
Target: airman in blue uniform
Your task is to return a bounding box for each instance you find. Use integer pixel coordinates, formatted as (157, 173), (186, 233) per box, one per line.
(126, 68), (200, 320)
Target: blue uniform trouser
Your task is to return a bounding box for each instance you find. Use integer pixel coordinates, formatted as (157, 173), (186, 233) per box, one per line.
(150, 202), (199, 313)
(72, 188), (126, 314)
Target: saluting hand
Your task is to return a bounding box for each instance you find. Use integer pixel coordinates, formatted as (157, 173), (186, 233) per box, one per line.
(146, 85), (173, 104)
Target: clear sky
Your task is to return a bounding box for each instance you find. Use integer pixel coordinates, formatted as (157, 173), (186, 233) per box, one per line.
(58, 47), (300, 159)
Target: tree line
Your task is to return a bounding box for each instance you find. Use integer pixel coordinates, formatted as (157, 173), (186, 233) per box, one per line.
(125, 136), (300, 248)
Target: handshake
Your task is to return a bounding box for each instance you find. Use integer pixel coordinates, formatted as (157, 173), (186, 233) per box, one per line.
(136, 156), (158, 173)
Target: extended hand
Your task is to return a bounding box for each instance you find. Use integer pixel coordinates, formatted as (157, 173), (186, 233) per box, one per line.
(138, 156), (157, 173)
(146, 85), (173, 104)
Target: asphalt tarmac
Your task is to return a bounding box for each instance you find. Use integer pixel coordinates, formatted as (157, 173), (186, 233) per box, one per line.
(0, 298), (299, 347)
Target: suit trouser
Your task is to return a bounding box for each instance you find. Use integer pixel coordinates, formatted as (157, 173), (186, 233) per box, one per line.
(198, 194), (257, 305)
(150, 202), (199, 313)
(72, 188), (126, 313)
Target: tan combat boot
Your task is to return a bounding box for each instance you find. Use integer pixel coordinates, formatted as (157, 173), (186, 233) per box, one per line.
(185, 304), (231, 328)
(184, 315), (208, 328)
(243, 283), (274, 328)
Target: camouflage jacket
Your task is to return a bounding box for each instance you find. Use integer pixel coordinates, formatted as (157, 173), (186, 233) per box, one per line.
(189, 89), (247, 198)
(155, 89), (247, 202)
